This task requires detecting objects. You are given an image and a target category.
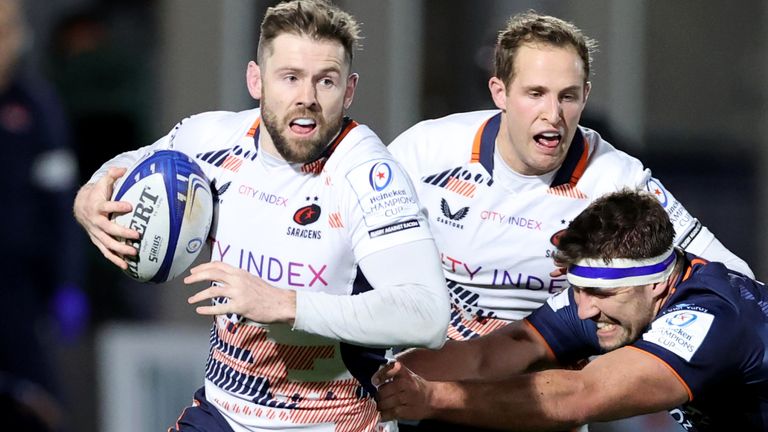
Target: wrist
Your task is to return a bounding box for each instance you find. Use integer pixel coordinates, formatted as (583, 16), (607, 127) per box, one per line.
(425, 381), (448, 417)
(282, 289), (297, 325)
(427, 381), (464, 420)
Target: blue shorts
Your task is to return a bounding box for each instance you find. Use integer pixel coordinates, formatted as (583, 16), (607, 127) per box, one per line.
(168, 387), (234, 432)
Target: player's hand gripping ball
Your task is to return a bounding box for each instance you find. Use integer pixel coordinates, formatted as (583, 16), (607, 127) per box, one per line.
(111, 150), (213, 283)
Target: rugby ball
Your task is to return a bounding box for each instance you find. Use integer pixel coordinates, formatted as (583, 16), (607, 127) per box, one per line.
(111, 150), (213, 283)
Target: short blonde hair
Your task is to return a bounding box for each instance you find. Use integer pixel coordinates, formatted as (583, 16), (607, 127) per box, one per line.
(494, 11), (597, 87)
(258, 0), (361, 66)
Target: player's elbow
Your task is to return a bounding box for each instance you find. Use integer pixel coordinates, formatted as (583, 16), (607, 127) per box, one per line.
(408, 303), (449, 349)
(400, 286), (450, 349)
(418, 310), (450, 349)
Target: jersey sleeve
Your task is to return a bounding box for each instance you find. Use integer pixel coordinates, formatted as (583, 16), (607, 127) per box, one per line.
(524, 289), (601, 364)
(294, 130), (450, 348)
(632, 297), (745, 400)
(643, 177), (754, 277)
(586, 133), (752, 277)
(340, 152), (434, 260)
(295, 238), (450, 348)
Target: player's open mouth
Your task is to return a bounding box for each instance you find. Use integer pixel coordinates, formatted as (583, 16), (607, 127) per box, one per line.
(533, 132), (561, 148)
(596, 321), (619, 335)
(290, 118), (317, 135)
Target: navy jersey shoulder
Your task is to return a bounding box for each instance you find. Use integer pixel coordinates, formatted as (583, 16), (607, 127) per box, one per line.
(634, 254), (768, 431)
(525, 288), (602, 364)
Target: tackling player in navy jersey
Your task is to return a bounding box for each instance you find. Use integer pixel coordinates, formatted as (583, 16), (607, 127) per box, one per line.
(374, 190), (768, 431)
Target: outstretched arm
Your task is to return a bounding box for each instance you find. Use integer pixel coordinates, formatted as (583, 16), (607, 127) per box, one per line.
(376, 346), (689, 430)
(397, 320), (556, 381)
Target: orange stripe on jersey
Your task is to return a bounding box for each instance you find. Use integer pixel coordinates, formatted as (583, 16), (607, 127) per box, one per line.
(328, 212), (344, 228)
(170, 397), (201, 432)
(301, 119), (359, 174)
(470, 117), (492, 163)
(683, 258), (709, 282)
(568, 140), (590, 186)
(332, 119), (358, 149)
(212, 324), (361, 398)
(547, 184), (588, 199)
(288, 395), (379, 432)
(301, 159), (324, 174)
(691, 258), (709, 266)
(522, 319), (558, 362)
(447, 307), (509, 340)
(221, 154), (243, 172)
(246, 118), (261, 137)
(626, 346), (694, 401)
(445, 177), (477, 198)
(682, 265), (693, 282)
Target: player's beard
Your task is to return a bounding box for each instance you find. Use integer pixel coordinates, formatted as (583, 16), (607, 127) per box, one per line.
(261, 99), (343, 164)
(597, 328), (632, 352)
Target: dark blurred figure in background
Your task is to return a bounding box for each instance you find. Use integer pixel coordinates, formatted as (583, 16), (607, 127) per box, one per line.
(49, 6), (148, 185)
(0, 0), (87, 430)
(48, 4), (155, 324)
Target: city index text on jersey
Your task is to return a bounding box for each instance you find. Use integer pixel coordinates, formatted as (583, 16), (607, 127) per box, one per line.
(211, 240), (328, 288)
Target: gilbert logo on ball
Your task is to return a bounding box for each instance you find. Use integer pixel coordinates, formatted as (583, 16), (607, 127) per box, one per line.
(111, 150), (213, 283)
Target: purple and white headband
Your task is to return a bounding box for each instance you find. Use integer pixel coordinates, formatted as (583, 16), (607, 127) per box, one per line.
(566, 248), (677, 289)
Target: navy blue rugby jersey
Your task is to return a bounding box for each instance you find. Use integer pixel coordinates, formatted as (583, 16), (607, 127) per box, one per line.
(526, 252), (768, 431)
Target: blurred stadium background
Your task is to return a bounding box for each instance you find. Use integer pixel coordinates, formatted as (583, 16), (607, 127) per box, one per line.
(13, 0), (765, 430)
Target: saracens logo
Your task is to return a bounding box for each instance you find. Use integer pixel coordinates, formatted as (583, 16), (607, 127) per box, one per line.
(369, 162), (393, 192)
(293, 196), (322, 226)
(288, 196), (323, 240)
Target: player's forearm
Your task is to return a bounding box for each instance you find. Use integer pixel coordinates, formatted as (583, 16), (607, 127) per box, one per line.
(294, 239), (450, 347)
(427, 371), (589, 431)
(397, 342), (483, 381)
(400, 320), (553, 381)
(294, 282), (449, 348)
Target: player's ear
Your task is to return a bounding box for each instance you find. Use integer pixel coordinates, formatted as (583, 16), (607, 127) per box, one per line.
(246, 61), (262, 100)
(583, 81), (592, 104)
(343, 73), (358, 110)
(651, 279), (672, 299)
(489, 77), (507, 111)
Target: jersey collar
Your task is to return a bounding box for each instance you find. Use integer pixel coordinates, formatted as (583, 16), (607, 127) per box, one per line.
(658, 251), (701, 310)
(248, 116), (358, 174)
(470, 112), (590, 188)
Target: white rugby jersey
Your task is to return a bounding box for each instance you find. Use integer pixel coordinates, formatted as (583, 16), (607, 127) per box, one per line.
(97, 108), (443, 432)
(389, 110), (753, 340)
